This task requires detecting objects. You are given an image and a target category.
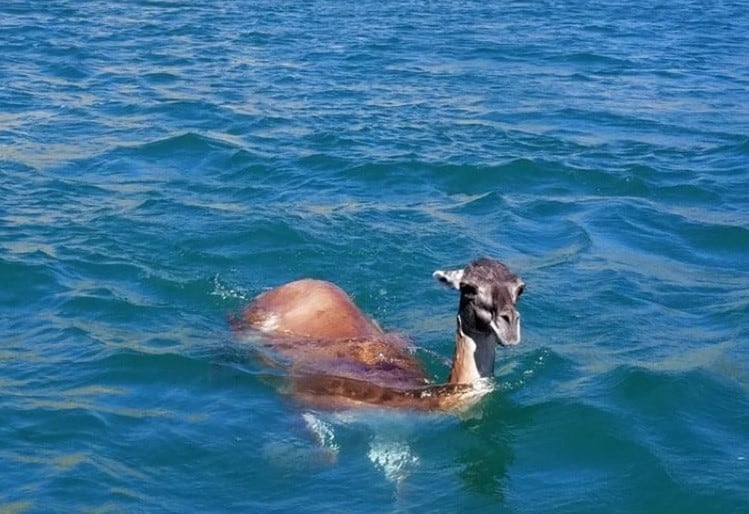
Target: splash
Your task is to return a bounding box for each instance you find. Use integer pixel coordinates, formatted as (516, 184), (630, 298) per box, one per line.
(210, 274), (249, 301)
(302, 411), (339, 457)
(367, 436), (419, 486)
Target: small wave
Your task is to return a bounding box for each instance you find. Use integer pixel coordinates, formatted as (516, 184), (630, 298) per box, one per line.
(497, 346), (569, 395)
(126, 131), (238, 158)
(558, 51), (634, 69)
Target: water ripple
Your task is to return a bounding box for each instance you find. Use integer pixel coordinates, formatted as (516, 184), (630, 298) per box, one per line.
(2, 0), (748, 511)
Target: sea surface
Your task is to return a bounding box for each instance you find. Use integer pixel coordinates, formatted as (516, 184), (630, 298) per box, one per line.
(1, 1), (747, 512)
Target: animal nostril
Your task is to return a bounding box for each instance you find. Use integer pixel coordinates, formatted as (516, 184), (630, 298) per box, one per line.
(500, 314), (511, 325)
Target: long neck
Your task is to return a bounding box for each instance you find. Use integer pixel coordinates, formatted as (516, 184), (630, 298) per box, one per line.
(448, 316), (496, 385)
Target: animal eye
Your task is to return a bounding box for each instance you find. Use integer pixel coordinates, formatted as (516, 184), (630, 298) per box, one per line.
(516, 284), (525, 298)
(475, 305), (493, 322)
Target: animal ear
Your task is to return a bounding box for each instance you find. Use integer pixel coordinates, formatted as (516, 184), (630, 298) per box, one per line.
(432, 268), (464, 290)
(513, 279), (526, 301)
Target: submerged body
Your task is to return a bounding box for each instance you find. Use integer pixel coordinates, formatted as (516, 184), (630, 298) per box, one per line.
(238, 259), (525, 410)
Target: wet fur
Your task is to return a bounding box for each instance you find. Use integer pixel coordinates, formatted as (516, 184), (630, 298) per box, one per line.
(237, 259), (523, 410)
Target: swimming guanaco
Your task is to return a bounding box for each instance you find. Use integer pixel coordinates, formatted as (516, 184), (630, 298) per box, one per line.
(237, 258), (525, 410)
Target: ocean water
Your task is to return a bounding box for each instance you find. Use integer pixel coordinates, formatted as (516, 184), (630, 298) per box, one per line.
(1, 0), (748, 512)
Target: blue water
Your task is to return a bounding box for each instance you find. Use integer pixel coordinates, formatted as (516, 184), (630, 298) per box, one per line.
(2, 0), (748, 512)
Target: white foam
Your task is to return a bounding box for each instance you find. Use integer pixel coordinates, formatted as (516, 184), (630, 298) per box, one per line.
(210, 274), (248, 301)
(367, 436), (419, 485)
(302, 412), (339, 456)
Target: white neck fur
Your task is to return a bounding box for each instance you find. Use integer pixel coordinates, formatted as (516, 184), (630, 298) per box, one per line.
(448, 316), (496, 384)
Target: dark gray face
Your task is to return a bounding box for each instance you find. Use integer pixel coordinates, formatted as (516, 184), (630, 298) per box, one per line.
(434, 258), (525, 346)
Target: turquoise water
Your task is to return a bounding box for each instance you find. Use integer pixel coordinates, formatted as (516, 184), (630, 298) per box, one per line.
(2, 0), (748, 512)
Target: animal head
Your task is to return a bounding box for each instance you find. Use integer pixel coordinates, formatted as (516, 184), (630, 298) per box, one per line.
(434, 258), (525, 346)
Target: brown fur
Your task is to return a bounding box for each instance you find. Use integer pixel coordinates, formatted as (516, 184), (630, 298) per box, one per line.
(239, 279), (484, 410)
(237, 258), (525, 411)
(244, 279), (382, 340)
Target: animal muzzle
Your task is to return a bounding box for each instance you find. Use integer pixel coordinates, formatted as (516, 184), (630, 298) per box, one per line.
(489, 310), (521, 347)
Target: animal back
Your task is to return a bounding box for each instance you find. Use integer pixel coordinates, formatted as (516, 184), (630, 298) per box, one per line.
(243, 279), (383, 340)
